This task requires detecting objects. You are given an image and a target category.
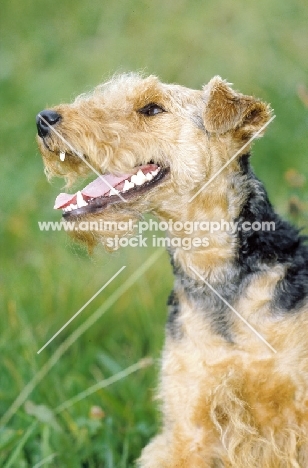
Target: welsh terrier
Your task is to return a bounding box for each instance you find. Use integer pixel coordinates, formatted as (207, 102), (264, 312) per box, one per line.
(36, 73), (308, 467)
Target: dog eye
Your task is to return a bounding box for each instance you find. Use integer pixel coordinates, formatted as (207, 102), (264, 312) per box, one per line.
(138, 103), (166, 116)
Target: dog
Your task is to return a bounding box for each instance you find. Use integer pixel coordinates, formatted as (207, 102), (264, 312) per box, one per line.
(36, 73), (308, 467)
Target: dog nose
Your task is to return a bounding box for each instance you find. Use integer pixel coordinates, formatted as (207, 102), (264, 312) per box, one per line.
(36, 110), (61, 137)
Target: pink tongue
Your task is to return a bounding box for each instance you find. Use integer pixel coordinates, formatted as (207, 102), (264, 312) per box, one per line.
(54, 173), (131, 209)
(82, 173), (131, 197)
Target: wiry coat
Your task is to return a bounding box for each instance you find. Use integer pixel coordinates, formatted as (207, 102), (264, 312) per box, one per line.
(37, 74), (308, 467)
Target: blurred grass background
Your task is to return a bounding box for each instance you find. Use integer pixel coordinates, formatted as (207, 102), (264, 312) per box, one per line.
(1, 0), (308, 466)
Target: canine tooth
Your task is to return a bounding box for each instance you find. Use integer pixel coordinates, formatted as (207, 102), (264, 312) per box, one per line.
(145, 173), (153, 181)
(123, 179), (134, 192)
(131, 170), (147, 186)
(136, 169), (148, 184)
(137, 169), (147, 178)
(60, 151), (66, 162)
(151, 169), (159, 177)
(76, 191), (88, 208)
(109, 188), (119, 196)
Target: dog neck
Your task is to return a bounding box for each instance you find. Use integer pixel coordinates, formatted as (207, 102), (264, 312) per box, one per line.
(165, 154), (308, 340)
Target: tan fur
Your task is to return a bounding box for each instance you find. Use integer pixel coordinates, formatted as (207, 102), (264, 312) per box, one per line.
(37, 73), (308, 467)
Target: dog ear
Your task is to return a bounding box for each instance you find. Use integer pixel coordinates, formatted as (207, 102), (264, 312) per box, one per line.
(202, 76), (272, 136)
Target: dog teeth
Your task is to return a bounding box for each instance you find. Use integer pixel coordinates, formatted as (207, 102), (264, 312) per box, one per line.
(131, 170), (148, 186)
(122, 179), (135, 192)
(63, 199), (89, 213)
(60, 151), (66, 162)
(136, 170), (148, 185)
(63, 203), (77, 212)
(151, 168), (159, 177)
(121, 168), (160, 193)
(61, 166), (162, 213)
(76, 191), (88, 208)
(131, 175), (141, 185)
(109, 188), (119, 196)
(62, 167), (162, 212)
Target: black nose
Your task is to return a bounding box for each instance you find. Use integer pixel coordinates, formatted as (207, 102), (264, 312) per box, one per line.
(36, 110), (61, 137)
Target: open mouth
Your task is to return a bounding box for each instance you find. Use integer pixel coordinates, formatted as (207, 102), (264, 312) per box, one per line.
(55, 163), (170, 218)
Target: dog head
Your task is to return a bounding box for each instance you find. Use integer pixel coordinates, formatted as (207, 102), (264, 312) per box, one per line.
(36, 73), (272, 250)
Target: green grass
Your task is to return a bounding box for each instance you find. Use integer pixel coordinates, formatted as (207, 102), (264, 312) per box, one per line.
(1, 0), (308, 466)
